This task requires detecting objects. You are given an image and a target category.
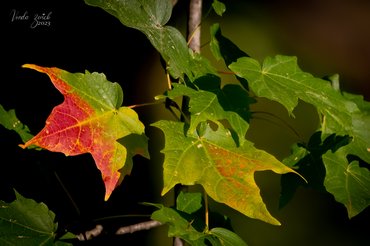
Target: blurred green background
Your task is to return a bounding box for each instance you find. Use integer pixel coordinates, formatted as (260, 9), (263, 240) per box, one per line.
(1, 0), (369, 245)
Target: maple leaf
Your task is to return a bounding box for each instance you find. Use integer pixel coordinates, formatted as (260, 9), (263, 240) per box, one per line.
(0, 190), (74, 245)
(19, 64), (148, 201)
(229, 55), (358, 135)
(153, 120), (303, 225)
(165, 83), (252, 146)
(323, 147), (370, 218)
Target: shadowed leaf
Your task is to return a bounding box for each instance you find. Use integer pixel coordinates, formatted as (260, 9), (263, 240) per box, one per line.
(0, 105), (34, 144)
(84, 0), (216, 81)
(0, 190), (73, 245)
(323, 147), (370, 218)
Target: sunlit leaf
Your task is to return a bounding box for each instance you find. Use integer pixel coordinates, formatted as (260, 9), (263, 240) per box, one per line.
(153, 120), (303, 225)
(165, 83), (252, 146)
(229, 55), (358, 135)
(19, 64), (149, 201)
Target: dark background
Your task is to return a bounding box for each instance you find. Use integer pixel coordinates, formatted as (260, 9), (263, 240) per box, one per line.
(1, 0), (369, 245)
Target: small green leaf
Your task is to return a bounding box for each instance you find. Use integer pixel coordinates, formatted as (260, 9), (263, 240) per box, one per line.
(0, 104), (34, 144)
(0, 190), (73, 245)
(176, 192), (202, 214)
(210, 227), (248, 246)
(151, 205), (208, 245)
(282, 144), (308, 168)
(165, 83), (252, 146)
(212, 0), (226, 16)
(323, 147), (370, 218)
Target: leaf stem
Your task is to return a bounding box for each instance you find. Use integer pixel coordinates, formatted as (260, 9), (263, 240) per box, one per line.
(166, 71), (172, 90)
(217, 70), (236, 75)
(128, 101), (163, 109)
(54, 171), (80, 216)
(93, 214), (151, 222)
(204, 189), (209, 231)
(252, 111), (303, 141)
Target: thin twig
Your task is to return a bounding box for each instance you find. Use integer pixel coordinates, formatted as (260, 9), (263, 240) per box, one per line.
(252, 111), (302, 141)
(93, 214), (150, 222)
(54, 171), (80, 216)
(128, 101), (162, 109)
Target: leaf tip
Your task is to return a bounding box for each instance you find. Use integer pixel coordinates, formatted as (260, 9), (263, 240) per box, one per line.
(294, 170), (308, 184)
(22, 64), (52, 75)
(104, 194), (110, 202)
(18, 141), (32, 149)
(22, 64), (39, 70)
(18, 143), (26, 149)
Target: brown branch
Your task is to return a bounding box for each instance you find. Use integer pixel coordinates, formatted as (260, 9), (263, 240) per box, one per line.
(76, 224), (103, 241)
(76, 220), (163, 241)
(187, 0), (202, 53)
(115, 220), (162, 235)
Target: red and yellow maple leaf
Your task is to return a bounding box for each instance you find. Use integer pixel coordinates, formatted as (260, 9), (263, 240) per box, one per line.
(19, 64), (148, 201)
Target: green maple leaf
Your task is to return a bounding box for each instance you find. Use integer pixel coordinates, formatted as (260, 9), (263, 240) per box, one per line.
(84, 0), (216, 81)
(323, 147), (370, 218)
(340, 92), (370, 164)
(165, 83), (252, 146)
(19, 64), (149, 201)
(322, 92), (370, 217)
(0, 190), (73, 245)
(229, 55), (358, 135)
(153, 120), (303, 225)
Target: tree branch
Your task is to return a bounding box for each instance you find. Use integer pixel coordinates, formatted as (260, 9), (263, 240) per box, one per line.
(115, 220), (162, 235)
(187, 0), (202, 53)
(76, 220), (162, 241)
